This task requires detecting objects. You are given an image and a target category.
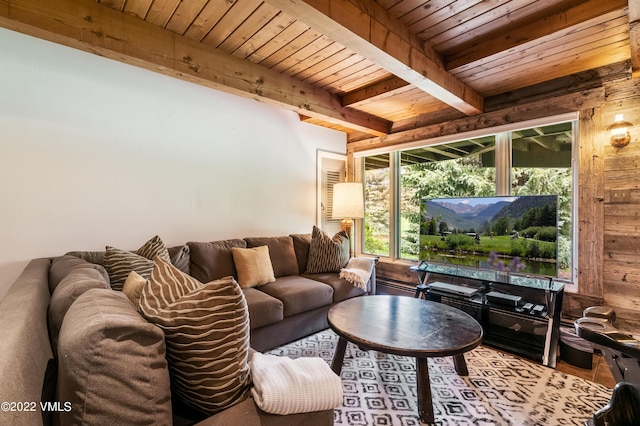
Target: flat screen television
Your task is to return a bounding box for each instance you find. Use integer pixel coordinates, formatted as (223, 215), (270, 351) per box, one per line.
(419, 195), (559, 277)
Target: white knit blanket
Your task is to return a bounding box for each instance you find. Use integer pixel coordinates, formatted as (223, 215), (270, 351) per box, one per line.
(339, 257), (376, 290)
(250, 353), (343, 415)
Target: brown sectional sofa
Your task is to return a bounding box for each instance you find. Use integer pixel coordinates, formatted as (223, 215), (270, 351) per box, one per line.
(0, 233), (375, 425)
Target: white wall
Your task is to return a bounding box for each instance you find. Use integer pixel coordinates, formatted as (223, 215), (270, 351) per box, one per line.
(0, 28), (346, 299)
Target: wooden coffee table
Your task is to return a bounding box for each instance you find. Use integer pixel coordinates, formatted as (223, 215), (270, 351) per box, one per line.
(328, 295), (483, 424)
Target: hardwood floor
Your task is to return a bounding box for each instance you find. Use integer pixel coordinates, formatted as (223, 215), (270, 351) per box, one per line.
(555, 352), (616, 388)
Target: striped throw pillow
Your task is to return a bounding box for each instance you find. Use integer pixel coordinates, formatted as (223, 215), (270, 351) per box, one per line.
(138, 256), (251, 416)
(305, 226), (350, 274)
(105, 235), (170, 291)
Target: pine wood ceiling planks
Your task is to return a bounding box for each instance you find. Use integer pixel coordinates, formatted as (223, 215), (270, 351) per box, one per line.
(4, 0), (633, 138)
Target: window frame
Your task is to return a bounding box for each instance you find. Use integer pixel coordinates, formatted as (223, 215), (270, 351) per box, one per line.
(355, 112), (579, 287)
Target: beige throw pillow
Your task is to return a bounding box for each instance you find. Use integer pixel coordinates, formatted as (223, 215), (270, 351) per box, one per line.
(138, 256), (251, 416)
(232, 246), (276, 288)
(122, 271), (147, 308)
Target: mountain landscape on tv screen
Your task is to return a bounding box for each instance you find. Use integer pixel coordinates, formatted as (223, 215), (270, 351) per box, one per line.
(420, 195), (559, 276)
(424, 196), (557, 233)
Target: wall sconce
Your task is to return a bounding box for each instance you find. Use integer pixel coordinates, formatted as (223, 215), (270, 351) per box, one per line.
(332, 182), (364, 257)
(607, 113), (633, 147)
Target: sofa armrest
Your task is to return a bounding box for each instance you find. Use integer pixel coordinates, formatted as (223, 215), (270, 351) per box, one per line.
(0, 259), (53, 426)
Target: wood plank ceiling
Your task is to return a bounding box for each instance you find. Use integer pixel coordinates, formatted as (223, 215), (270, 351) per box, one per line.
(0, 0), (637, 144)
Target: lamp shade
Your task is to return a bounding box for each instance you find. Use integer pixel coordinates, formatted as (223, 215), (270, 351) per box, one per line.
(332, 182), (364, 219)
(607, 113), (633, 147)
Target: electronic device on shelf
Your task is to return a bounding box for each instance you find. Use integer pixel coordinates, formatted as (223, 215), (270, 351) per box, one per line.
(410, 263), (564, 368)
(532, 304), (545, 315)
(428, 281), (480, 297)
(486, 291), (522, 306)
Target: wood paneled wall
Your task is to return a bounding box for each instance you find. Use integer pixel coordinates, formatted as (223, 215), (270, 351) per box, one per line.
(600, 78), (640, 332)
(362, 73), (640, 335)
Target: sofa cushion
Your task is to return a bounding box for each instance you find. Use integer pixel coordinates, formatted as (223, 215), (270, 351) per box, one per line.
(244, 236), (299, 277)
(305, 226), (350, 274)
(139, 256), (251, 416)
(104, 235), (171, 291)
(65, 250), (105, 265)
(242, 287), (284, 329)
(48, 268), (111, 352)
(290, 233), (312, 274)
(57, 289), (171, 425)
(187, 239), (246, 283)
(232, 246), (276, 288)
(258, 276), (333, 317)
(49, 255), (110, 293)
(304, 273), (367, 303)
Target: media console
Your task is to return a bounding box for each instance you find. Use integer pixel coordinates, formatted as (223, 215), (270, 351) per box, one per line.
(410, 263), (564, 368)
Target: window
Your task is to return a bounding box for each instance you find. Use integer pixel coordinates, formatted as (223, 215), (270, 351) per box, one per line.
(363, 153), (390, 256)
(359, 117), (576, 283)
(510, 121), (574, 280)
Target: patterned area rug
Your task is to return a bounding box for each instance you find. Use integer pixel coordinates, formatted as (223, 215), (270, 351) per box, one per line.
(266, 329), (613, 425)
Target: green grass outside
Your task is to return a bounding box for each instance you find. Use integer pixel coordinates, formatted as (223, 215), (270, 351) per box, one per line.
(419, 234), (556, 259)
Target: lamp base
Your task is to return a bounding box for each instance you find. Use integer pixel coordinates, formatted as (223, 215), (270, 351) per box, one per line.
(340, 218), (354, 257)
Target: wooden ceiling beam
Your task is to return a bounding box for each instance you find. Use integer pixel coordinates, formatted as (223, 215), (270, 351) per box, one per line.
(630, 0), (640, 78)
(446, 0), (628, 71)
(265, 0), (484, 115)
(348, 87), (604, 153)
(0, 0), (391, 136)
(341, 76), (409, 107)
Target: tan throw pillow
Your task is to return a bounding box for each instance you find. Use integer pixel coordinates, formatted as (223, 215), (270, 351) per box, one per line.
(138, 256), (251, 416)
(105, 235), (170, 290)
(122, 271), (147, 308)
(231, 246), (276, 288)
(305, 226), (350, 274)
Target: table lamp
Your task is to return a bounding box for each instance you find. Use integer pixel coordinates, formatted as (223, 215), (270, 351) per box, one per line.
(332, 182), (364, 257)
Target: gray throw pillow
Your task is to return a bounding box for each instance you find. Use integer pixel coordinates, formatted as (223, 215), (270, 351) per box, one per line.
(168, 244), (190, 274)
